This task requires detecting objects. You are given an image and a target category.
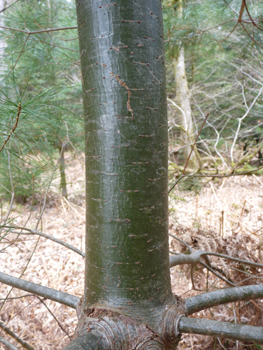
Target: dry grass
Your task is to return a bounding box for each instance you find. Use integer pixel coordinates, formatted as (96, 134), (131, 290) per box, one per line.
(0, 155), (263, 349)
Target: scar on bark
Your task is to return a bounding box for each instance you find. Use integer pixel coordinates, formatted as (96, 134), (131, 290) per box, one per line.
(110, 72), (134, 117)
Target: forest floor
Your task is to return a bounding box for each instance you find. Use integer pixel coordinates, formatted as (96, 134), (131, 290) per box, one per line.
(1, 154), (263, 350)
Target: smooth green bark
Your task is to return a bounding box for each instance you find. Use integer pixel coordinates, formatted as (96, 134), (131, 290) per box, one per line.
(76, 0), (173, 322)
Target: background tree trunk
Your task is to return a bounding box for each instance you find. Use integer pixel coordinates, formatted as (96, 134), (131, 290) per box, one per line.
(59, 143), (68, 198)
(174, 0), (200, 170)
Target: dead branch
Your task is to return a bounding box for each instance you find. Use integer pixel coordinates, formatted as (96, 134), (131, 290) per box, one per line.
(0, 103), (22, 154)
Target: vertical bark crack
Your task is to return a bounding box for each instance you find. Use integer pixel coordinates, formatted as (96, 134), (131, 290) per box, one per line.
(110, 72), (134, 117)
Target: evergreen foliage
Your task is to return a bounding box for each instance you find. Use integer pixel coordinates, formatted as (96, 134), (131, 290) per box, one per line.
(0, 0), (83, 201)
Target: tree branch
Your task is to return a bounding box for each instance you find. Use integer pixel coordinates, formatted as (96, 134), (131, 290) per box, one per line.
(0, 26), (78, 35)
(36, 297), (72, 340)
(0, 321), (34, 350)
(179, 316), (263, 344)
(240, 21), (263, 49)
(0, 103), (21, 154)
(170, 250), (203, 266)
(238, 0), (245, 23)
(243, 0), (263, 31)
(230, 84), (263, 162)
(169, 250), (263, 269)
(0, 272), (79, 309)
(199, 260), (236, 287)
(0, 0), (20, 13)
(2, 225), (85, 258)
(169, 113), (209, 193)
(184, 284), (263, 315)
(0, 336), (19, 350)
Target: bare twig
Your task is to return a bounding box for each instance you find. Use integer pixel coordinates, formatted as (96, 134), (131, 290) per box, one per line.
(0, 25), (78, 35)
(35, 145), (66, 230)
(4, 35), (29, 80)
(0, 103), (22, 154)
(169, 233), (193, 253)
(230, 84), (263, 162)
(0, 321), (34, 350)
(196, 167), (263, 177)
(240, 21), (263, 49)
(169, 112), (209, 193)
(36, 297), (72, 340)
(33, 37), (78, 52)
(200, 19), (237, 33)
(243, 0), (263, 31)
(0, 236), (41, 312)
(0, 0), (20, 13)
(0, 294), (35, 301)
(223, 0), (239, 15)
(219, 22), (239, 42)
(193, 98), (227, 167)
(202, 251), (263, 269)
(2, 225), (85, 257)
(199, 260), (236, 287)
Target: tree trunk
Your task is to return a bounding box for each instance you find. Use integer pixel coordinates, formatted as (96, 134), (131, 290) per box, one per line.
(65, 0), (182, 348)
(59, 144), (68, 198)
(173, 0), (200, 170)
